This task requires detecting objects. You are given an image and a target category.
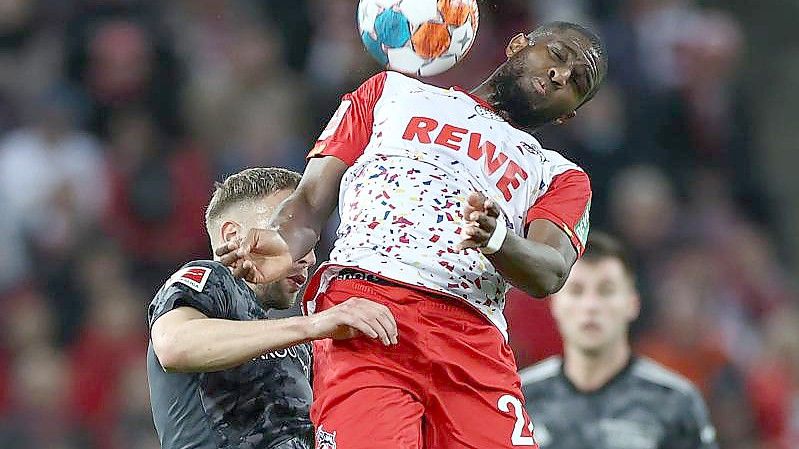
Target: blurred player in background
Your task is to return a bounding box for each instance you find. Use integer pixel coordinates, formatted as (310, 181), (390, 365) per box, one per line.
(147, 168), (397, 449)
(520, 232), (718, 449)
(218, 21), (607, 448)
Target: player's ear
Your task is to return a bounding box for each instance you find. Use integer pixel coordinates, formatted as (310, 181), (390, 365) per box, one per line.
(506, 33), (530, 58)
(627, 290), (641, 322)
(220, 220), (242, 244)
(554, 110), (577, 126)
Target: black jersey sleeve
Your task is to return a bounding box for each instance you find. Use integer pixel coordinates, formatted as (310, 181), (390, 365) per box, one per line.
(670, 386), (719, 449)
(148, 260), (233, 329)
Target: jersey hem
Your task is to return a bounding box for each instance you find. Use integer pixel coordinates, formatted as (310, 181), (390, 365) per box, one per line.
(302, 262), (510, 342)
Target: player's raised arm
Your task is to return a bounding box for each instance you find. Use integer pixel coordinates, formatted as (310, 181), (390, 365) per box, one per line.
(458, 193), (575, 297)
(495, 219), (578, 297)
(219, 73), (388, 284)
(269, 156), (348, 261)
(459, 169), (591, 298)
(216, 156), (348, 284)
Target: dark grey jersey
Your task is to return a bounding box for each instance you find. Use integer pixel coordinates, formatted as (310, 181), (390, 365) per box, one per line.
(521, 356), (718, 449)
(147, 260), (314, 449)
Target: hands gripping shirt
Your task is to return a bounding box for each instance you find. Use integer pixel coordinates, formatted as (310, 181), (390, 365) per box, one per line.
(308, 72), (592, 339)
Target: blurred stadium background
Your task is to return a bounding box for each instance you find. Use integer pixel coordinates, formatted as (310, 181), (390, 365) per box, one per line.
(0, 0), (796, 448)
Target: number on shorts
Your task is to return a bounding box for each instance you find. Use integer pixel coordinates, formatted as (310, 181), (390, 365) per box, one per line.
(497, 394), (535, 446)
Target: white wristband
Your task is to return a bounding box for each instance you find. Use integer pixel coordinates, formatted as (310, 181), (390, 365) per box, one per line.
(480, 215), (507, 255)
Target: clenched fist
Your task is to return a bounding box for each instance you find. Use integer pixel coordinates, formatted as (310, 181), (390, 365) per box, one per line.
(456, 191), (503, 251)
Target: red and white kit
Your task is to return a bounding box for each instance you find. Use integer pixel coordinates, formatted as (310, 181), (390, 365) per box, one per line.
(306, 71), (591, 448)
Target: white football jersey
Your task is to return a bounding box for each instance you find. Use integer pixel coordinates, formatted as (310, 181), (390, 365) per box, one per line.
(304, 71), (591, 339)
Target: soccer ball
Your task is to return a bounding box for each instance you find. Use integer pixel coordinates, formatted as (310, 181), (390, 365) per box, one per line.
(358, 0), (479, 77)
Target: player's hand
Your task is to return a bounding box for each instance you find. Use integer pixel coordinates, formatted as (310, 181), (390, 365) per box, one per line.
(456, 191), (502, 251)
(307, 297), (398, 346)
(215, 228), (293, 284)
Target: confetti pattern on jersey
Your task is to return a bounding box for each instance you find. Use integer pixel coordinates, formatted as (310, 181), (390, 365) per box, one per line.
(313, 72), (590, 340)
(330, 154), (509, 326)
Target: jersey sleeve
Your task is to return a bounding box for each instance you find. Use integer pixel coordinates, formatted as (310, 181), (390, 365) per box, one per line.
(148, 261), (232, 329)
(673, 388), (719, 449)
(307, 71), (388, 166)
(525, 169), (592, 256)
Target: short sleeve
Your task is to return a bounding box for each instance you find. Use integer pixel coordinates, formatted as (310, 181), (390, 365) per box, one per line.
(675, 388), (719, 449)
(525, 169), (591, 256)
(148, 261), (231, 329)
(307, 71), (388, 166)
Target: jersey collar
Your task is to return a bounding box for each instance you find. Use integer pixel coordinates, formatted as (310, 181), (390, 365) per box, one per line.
(451, 86), (497, 112)
(560, 354), (638, 395)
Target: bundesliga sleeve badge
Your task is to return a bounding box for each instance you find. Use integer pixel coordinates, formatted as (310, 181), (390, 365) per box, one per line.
(168, 266), (213, 292)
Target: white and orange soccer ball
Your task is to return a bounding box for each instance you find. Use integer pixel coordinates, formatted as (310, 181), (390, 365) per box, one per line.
(357, 0), (479, 77)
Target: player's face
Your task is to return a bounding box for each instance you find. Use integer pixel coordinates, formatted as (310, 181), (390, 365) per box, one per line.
(490, 30), (595, 129)
(221, 189), (317, 309)
(551, 257), (639, 355)
(254, 248), (316, 309)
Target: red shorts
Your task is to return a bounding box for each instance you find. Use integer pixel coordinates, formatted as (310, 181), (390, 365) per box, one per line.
(310, 278), (538, 449)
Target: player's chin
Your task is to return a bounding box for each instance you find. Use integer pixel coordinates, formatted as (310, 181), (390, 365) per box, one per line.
(271, 291), (299, 310)
(575, 340), (607, 355)
(282, 277), (303, 294)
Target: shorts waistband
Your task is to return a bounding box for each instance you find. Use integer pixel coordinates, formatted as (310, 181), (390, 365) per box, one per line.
(333, 268), (395, 286)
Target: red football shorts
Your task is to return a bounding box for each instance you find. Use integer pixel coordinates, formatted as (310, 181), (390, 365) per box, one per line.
(310, 277), (538, 449)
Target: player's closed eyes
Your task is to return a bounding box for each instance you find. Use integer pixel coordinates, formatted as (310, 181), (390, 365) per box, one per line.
(550, 42), (591, 97)
(550, 44), (567, 63)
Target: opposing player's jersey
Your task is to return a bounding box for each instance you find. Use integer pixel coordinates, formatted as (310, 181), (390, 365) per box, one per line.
(147, 260), (314, 449)
(520, 356), (719, 449)
(306, 71), (591, 338)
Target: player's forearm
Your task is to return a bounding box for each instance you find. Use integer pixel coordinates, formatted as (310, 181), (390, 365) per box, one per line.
(156, 316), (312, 373)
(270, 190), (329, 261)
(488, 233), (568, 298)
(268, 157), (344, 261)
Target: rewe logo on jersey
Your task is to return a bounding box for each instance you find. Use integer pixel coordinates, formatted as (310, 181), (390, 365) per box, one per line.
(402, 116), (529, 201)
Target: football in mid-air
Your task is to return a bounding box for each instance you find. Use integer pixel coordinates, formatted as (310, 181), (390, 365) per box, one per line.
(357, 0), (479, 77)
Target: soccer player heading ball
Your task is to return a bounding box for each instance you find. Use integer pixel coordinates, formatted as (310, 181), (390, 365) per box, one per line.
(219, 21), (608, 448)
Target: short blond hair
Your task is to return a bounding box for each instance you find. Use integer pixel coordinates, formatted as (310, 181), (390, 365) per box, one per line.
(205, 167), (301, 231)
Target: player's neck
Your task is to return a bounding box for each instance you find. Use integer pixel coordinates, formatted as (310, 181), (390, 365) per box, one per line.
(469, 81), (494, 106)
(563, 341), (631, 392)
(470, 80), (545, 130)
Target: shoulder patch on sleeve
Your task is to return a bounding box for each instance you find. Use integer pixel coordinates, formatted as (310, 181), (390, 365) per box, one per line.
(169, 266), (213, 292)
(575, 199), (591, 247)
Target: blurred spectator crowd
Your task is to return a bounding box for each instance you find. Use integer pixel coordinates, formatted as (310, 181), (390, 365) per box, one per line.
(0, 1), (795, 448)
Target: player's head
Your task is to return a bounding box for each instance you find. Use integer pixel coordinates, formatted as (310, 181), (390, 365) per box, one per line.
(205, 167), (316, 309)
(551, 232), (638, 356)
(487, 21), (607, 129)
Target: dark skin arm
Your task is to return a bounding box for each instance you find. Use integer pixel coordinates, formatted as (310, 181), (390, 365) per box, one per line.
(217, 162), (576, 296)
(216, 156), (347, 284)
(268, 156), (347, 261)
(457, 192), (577, 297)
